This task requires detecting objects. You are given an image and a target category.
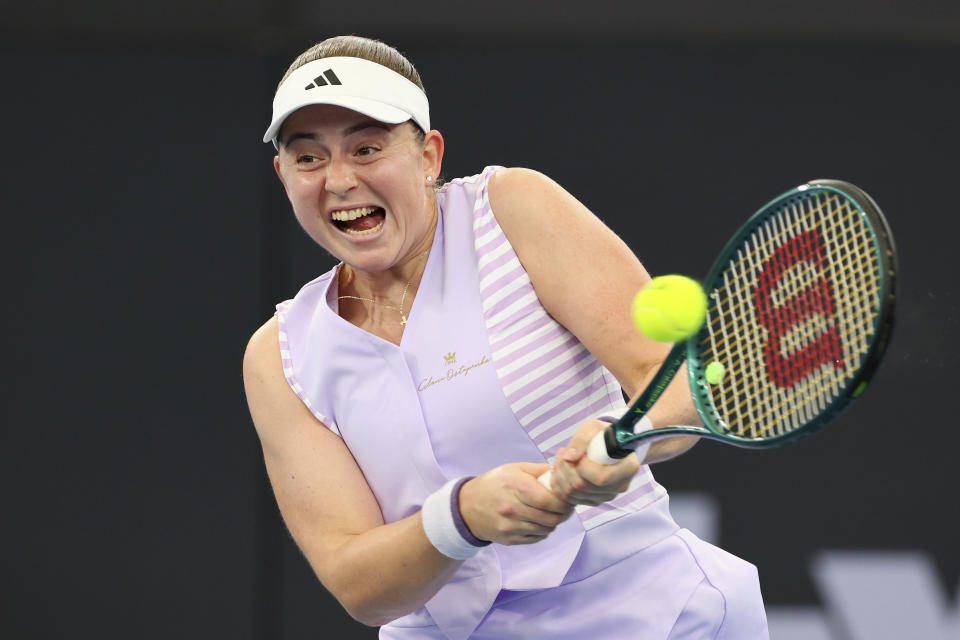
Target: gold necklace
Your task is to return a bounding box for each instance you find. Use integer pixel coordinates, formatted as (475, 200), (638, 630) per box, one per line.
(337, 250), (429, 326)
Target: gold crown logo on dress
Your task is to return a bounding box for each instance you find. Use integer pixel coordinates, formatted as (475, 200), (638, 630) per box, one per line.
(443, 352), (457, 365)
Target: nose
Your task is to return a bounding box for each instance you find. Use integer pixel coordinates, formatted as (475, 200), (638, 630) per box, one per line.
(324, 158), (358, 197)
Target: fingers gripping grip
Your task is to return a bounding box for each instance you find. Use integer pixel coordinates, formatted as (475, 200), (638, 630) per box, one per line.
(537, 430), (623, 488)
(537, 419), (653, 490)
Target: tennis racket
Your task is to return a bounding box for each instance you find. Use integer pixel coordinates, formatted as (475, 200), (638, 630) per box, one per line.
(542, 179), (896, 483)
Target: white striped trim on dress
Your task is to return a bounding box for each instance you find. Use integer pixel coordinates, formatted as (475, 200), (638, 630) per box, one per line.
(275, 301), (340, 436)
(471, 166), (663, 528)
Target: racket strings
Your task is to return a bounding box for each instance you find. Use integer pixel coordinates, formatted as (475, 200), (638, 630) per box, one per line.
(710, 202), (875, 338)
(743, 195), (879, 434)
(738, 195), (878, 436)
(719, 194), (841, 279)
(709, 224), (877, 391)
(701, 191), (882, 439)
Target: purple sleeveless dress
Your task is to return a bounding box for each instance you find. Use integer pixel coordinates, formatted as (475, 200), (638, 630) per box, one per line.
(276, 167), (768, 639)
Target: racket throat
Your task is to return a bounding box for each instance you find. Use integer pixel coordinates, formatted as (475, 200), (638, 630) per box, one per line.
(607, 427), (639, 459)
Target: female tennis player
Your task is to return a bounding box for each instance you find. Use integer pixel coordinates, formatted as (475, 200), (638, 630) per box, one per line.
(242, 35), (769, 639)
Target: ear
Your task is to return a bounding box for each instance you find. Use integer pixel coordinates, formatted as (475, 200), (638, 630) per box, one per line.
(421, 129), (444, 183)
(273, 155), (292, 201)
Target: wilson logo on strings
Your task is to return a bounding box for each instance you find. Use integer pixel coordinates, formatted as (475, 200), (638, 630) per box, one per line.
(753, 229), (844, 388)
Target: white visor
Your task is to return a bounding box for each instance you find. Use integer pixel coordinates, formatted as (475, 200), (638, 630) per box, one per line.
(263, 56), (430, 145)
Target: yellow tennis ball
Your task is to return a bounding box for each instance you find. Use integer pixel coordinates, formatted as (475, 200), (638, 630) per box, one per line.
(631, 275), (707, 343)
(705, 361), (726, 385)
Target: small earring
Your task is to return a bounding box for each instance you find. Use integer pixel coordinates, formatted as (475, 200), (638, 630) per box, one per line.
(426, 176), (434, 183)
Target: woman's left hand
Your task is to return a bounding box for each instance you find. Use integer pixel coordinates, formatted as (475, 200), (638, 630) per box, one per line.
(548, 419), (640, 506)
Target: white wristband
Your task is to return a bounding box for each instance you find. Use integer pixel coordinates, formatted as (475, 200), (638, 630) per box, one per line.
(421, 477), (489, 560)
(630, 414), (654, 464)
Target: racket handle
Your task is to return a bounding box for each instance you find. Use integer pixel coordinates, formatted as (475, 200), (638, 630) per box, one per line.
(538, 469), (554, 489)
(589, 427), (627, 463)
(537, 429), (641, 489)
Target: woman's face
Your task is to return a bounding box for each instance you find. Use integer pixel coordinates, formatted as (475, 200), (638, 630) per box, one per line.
(273, 104), (442, 274)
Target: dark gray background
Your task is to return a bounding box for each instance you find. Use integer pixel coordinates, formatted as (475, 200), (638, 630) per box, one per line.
(3, 2), (958, 637)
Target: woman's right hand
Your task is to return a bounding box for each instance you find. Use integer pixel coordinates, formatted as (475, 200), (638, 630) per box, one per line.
(457, 463), (575, 545)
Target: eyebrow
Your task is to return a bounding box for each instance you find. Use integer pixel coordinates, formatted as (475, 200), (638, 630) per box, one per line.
(281, 120), (391, 147)
(344, 120), (391, 136)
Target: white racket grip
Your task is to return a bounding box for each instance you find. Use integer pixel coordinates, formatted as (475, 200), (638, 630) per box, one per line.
(588, 416), (654, 466)
(538, 469), (554, 489)
(586, 430), (622, 464)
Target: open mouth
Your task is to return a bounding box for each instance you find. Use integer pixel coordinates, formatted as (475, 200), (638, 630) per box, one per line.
(331, 206), (386, 236)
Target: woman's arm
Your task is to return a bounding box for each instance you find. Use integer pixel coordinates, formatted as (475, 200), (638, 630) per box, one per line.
(487, 168), (700, 499)
(242, 317), (571, 625)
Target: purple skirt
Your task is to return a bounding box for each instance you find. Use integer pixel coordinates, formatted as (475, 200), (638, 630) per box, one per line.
(381, 528), (768, 639)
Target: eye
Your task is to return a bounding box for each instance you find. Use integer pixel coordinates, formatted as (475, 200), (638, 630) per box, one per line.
(356, 145), (379, 157)
(293, 153), (326, 171)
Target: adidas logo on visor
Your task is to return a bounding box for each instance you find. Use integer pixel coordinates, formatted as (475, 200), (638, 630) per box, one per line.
(304, 69), (342, 90)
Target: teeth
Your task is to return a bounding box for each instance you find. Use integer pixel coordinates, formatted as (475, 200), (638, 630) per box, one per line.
(344, 220), (385, 236)
(331, 206), (377, 222)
